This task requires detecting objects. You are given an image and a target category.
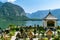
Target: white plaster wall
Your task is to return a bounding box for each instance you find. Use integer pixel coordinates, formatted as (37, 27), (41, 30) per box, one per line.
(43, 19), (57, 28)
(43, 20), (47, 28)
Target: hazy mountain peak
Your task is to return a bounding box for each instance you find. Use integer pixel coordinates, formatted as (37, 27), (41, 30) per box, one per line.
(26, 9), (60, 19)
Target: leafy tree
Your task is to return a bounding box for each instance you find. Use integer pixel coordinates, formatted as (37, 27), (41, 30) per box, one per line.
(20, 28), (24, 34)
(8, 24), (16, 30)
(33, 29), (36, 38)
(33, 29), (36, 34)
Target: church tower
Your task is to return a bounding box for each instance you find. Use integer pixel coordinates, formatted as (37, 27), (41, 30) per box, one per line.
(43, 11), (58, 29)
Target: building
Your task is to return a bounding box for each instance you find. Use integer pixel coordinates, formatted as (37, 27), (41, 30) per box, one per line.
(43, 11), (58, 29)
(43, 11), (58, 36)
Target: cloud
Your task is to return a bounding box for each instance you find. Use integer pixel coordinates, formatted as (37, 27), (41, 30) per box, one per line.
(7, 0), (16, 3)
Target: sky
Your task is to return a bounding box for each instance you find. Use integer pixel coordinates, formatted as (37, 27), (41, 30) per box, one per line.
(0, 0), (60, 13)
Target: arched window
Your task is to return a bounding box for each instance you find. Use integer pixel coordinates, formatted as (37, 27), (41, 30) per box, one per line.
(47, 20), (55, 27)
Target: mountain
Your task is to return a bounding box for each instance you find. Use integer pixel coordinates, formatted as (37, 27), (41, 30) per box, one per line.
(0, 2), (29, 28)
(26, 10), (49, 19)
(26, 9), (60, 19)
(51, 9), (60, 19)
(0, 2), (3, 7)
(0, 2), (28, 21)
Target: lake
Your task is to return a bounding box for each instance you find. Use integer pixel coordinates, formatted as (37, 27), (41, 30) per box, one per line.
(0, 20), (60, 29)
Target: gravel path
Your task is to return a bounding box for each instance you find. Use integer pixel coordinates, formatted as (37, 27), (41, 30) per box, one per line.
(11, 31), (19, 40)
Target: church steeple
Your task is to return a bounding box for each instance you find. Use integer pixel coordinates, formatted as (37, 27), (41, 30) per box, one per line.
(48, 10), (52, 15)
(44, 9), (57, 20)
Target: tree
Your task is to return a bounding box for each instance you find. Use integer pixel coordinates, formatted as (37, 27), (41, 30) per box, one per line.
(33, 29), (36, 34)
(8, 24), (16, 30)
(20, 28), (24, 34)
(33, 29), (36, 38)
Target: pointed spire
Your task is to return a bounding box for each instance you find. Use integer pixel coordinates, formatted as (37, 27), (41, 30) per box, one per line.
(48, 9), (51, 14)
(43, 9), (57, 20)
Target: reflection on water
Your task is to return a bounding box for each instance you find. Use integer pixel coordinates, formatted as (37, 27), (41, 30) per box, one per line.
(26, 21), (42, 26)
(0, 20), (60, 29)
(0, 21), (43, 29)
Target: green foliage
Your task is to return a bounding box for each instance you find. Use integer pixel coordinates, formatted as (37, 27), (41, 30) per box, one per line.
(38, 27), (45, 34)
(20, 28), (24, 34)
(54, 38), (59, 40)
(9, 24), (16, 30)
(9, 30), (15, 37)
(0, 2), (29, 21)
(0, 2), (29, 29)
(33, 29), (36, 34)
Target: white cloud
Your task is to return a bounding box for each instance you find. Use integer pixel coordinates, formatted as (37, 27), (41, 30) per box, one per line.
(7, 0), (16, 3)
